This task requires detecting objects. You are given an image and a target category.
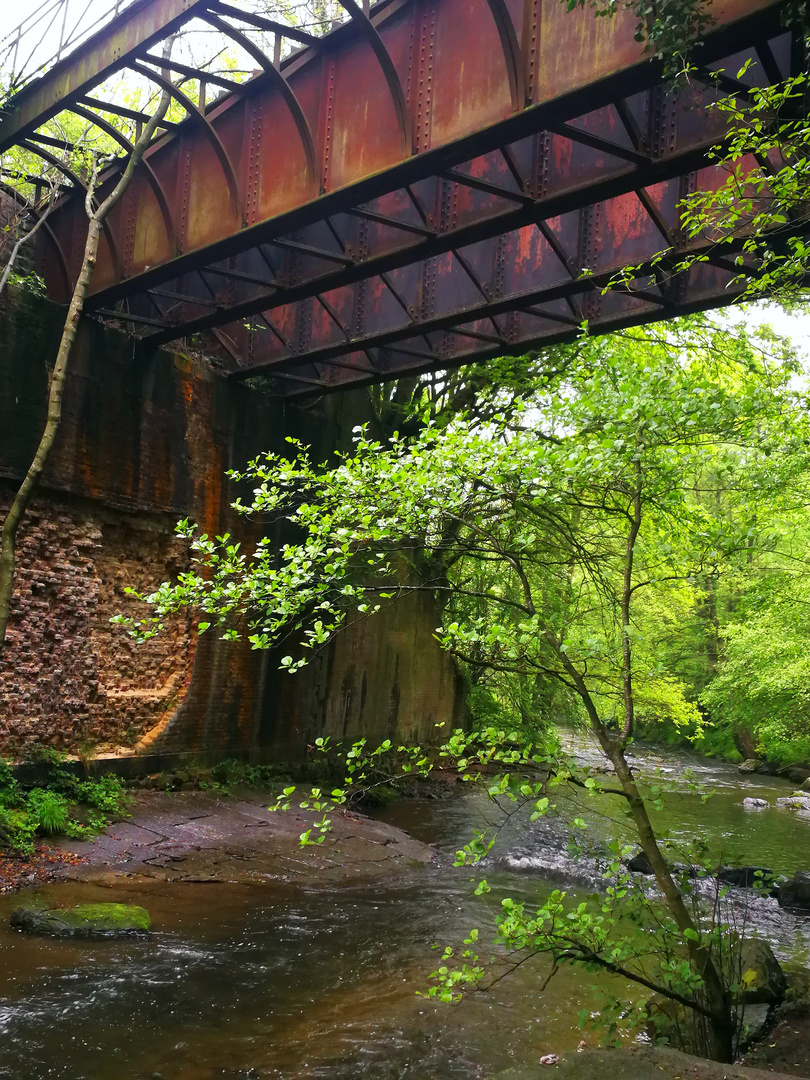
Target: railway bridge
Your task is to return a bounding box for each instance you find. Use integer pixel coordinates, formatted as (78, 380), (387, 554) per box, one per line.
(0, 0), (803, 396)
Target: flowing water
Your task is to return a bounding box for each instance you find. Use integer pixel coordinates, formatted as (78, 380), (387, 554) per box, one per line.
(0, 737), (808, 1080)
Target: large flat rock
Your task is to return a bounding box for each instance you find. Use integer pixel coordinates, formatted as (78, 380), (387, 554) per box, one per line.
(498, 1047), (810, 1080)
(53, 788), (432, 887)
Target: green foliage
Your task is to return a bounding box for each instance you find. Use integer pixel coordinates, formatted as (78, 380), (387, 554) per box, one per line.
(72, 774), (130, 831)
(0, 808), (37, 857)
(0, 757), (130, 856)
(25, 789), (71, 835)
(0, 759), (22, 807)
(700, 571), (810, 765)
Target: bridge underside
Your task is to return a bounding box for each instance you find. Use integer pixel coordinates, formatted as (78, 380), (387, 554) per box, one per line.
(0, 0), (803, 397)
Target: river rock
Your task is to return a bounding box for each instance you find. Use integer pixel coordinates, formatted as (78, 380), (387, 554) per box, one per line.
(738, 1002), (771, 1045)
(785, 766), (810, 784)
(10, 903), (151, 938)
(742, 798), (768, 810)
(802, 777), (810, 793)
(739, 759), (760, 773)
(776, 795), (810, 811)
(718, 866), (774, 889)
(735, 938), (787, 1005)
(625, 850), (654, 874)
(782, 960), (810, 999)
(777, 870), (810, 913)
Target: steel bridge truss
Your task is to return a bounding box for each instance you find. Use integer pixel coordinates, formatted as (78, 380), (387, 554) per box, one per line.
(0, 0), (804, 397)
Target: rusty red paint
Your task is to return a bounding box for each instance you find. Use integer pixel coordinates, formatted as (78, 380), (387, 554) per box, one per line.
(0, 0), (796, 395)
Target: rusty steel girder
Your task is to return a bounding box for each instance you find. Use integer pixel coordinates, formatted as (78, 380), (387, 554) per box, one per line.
(2, 0), (803, 396)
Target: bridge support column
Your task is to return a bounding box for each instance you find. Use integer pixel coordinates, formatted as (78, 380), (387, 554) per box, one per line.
(0, 290), (464, 758)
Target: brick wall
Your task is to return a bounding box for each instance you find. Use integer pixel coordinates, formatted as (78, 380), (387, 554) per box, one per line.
(0, 492), (192, 753)
(0, 289), (465, 759)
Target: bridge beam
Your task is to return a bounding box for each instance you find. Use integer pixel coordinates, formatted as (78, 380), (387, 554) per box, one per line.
(0, 0), (801, 398)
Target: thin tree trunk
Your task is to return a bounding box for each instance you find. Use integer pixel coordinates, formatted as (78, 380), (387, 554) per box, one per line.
(551, 476), (735, 1062)
(605, 742), (733, 1061)
(561, 655), (734, 1060)
(619, 468), (641, 740)
(0, 70), (173, 651)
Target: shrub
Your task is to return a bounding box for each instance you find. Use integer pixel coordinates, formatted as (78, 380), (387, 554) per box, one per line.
(26, 789), (71, 835)
(0, 760), (131, 855)
(0, 807), (37, 857)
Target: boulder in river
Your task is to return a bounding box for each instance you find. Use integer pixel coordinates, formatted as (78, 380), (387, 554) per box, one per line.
(10, 903), (151, 938)
(734, 938), (787, 1005)
(645, 939), (785, 1052)
(776, 795), (810, 811)
(738, 1002), (771, 1046)
(786, 766), (810, 785)
(776, 870), (810, 913)
(742, 797), (768, 809)
(718, 866), (774, 889)
(738, 759), (760, 773)
(625, 850), (654, 874)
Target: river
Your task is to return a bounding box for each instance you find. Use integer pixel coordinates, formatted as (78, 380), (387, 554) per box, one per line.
(0, 737), (808, 1079)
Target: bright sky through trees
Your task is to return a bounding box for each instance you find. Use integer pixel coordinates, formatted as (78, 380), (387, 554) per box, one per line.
(0, 0), (132, 92)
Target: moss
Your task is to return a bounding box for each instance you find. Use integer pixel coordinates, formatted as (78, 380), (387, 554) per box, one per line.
(11, 902), (150, 937)
(63, 904), (150, 931)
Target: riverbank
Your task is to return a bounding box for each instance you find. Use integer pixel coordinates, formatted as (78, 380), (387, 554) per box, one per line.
(0, 844), (86, 892)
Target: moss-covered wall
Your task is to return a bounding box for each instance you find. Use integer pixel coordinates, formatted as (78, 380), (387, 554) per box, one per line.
(0, 290), (464, 758)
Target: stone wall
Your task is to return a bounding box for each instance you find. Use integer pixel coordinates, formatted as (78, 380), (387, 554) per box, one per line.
(0, 289), (465, 759)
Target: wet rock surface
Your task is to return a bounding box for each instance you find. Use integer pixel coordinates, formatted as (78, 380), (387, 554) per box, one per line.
(496, 1046), (809, 1079)
(777, 795), (810, 812)
(0, 846), (85, 893)
(718, 866), (775, 889)
(10, 901), (150, 937)
(735, 937), (787, 1004)
(50, 788), (433, 888)
(778, 871), (810, 913)
(739, 1002), (771, 1044)
(625, 850), (654, 874)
